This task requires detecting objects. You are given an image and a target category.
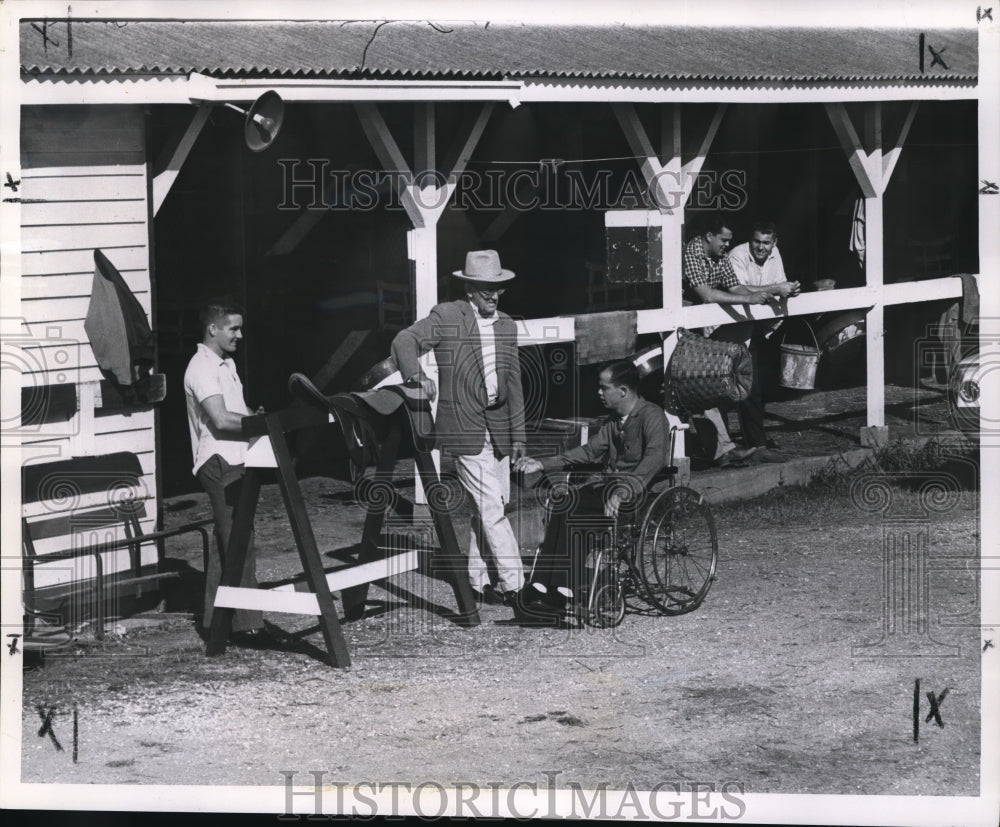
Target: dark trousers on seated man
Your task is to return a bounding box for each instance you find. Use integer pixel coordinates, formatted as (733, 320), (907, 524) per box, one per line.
(197, 454), (263, 632)
(532, 480), (638, 598)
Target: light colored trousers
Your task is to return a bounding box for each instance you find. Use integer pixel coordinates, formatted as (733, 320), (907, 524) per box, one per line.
(455, 435), (525, 593)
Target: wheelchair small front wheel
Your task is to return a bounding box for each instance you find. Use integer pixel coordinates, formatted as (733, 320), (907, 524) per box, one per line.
(589, 580), (626, 628)
(636, 486), (718, 615)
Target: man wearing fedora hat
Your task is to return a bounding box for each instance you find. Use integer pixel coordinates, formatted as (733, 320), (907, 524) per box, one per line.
(392, 250), (527, 605)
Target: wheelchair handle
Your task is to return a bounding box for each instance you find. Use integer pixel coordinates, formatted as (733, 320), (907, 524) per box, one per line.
(667, 423), (688, 467)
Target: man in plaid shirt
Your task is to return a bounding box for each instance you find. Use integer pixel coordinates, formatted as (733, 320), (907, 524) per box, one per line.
(682, 216), (790, 467)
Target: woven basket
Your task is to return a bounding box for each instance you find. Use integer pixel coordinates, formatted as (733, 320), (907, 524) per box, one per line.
(667, 328), (753, 413)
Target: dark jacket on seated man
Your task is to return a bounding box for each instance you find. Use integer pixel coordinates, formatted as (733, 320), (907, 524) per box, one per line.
(537, 397), (668, 504)
(518, 363), (669, 608)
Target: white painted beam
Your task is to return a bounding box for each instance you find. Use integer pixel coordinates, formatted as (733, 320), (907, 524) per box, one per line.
(437, 103), (495, 209)
(518, 80), (976, 105)
(20, 75), (975, 107)
(611, 102), (678, 214)
(680, 104), (727, 201)
(882, 101), (919, 185)
(151, 104), (214, 216)
(514, 316), (576, 345)
(824, 102), (878, 197)
(633, 276), (967, 334)
(862, 103), (885, 431)
(214, 550), (420, 615)
(354, 102), (424, 228)
(414, 103), (435, 179)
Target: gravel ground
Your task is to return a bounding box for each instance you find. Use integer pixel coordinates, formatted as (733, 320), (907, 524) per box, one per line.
(21, 472), (982, 800)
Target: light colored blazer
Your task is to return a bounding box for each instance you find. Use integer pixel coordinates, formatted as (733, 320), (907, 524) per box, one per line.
(391, 300), (526, 456)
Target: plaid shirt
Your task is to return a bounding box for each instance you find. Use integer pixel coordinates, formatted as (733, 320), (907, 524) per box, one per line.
(683, 236), (740, 300)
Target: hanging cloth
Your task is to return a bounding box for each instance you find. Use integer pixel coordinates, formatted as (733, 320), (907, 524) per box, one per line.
(848, 198), (866, 269)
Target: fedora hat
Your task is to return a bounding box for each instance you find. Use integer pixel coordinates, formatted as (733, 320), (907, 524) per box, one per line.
(452, 249), (515, 283)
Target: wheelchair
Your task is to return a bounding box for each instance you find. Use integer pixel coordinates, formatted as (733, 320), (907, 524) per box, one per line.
(529, 425), (718, 628)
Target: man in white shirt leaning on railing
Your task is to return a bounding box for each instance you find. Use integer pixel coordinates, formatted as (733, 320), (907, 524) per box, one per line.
(727, 220), (800, 460)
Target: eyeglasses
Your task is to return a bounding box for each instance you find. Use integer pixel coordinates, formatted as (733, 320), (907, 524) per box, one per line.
(473, 287), (505, 298)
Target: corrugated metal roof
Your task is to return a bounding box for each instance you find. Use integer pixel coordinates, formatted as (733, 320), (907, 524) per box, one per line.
(20, 20), (977, 82)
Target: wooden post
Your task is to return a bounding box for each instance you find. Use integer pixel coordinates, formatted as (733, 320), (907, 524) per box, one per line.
(862, 103), (887, 446)
(613, 102), (725, 460)
(356, 101), (496, 504)
(825, 102), (898, 447)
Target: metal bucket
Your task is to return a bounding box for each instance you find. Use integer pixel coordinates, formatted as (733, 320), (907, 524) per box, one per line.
(779, 321), (821, 390)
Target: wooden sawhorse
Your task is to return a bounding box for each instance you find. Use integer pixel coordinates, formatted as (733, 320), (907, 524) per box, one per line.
(206, 383), (480, 667)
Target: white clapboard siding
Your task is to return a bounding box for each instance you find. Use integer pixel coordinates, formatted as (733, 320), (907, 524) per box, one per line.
(20, 291), (152, 324)
(20, 171), (147, 203)
(17, 308), (153, 361)
(18, 334), (141, 379)
(91, 431), (157, 457)
(22, 270), (149, 300)
(21, 200), (148, 227)
(20, 360), (105, 385)
(21, 224), (149, 254)
(20, 106), (163, 598)
(93, 408), (156, 433)
(21, 246), (149, 277)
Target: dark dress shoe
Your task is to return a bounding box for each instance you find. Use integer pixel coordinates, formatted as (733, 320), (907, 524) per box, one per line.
(537, 589), (568, 615)
(715, 446), (760, 468)
(519, 584), (546, 607)
(499, 589), (520, 609)
(474, 585), (505, 606)
(512, 586), (559, 626)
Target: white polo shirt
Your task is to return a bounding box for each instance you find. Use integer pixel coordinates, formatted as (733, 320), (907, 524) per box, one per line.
(183, 343), (251, 474)
(729, 242), (787, 287)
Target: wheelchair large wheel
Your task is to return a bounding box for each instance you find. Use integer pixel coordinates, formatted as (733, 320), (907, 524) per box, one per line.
(636, 486), (718, 615)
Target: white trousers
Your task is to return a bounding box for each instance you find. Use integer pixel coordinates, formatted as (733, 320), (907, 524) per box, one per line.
(701, 323), (750, 460)
(455, 436), (525, 593)
(702, 407), (737, 459)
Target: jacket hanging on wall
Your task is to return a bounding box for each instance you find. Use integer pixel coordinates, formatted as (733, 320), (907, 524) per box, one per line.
(84, 249), (164, 403)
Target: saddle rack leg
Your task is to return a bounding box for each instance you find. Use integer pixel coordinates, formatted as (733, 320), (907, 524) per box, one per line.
(266, 413), (353, 668)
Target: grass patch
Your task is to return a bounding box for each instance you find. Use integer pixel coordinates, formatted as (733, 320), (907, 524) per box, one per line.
(714, 437), (976, 528)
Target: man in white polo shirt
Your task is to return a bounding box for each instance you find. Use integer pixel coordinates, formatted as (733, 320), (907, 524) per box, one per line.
(184, 298), (268, 643)
(728, 221), (800, 458)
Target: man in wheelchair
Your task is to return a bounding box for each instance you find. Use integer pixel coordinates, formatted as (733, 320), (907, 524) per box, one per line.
(513, 360), (669, 624)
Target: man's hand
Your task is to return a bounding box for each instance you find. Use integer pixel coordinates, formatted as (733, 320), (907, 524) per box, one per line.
(745, 291), (771, 305)
(408, 375), (437, 402)
(514, 456), (543, 475)
(605, 489), (625, 520)
(511, 441), (527, 462)
(766, 281), (800, 299)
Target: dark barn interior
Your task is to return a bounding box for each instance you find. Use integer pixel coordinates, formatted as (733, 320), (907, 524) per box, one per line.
(152, 99), (978, 495)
